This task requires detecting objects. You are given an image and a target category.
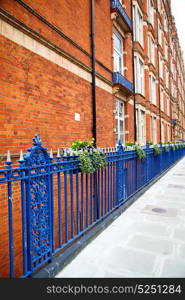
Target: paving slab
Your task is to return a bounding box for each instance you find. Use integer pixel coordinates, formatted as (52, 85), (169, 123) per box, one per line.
(55, 157), (185, 278)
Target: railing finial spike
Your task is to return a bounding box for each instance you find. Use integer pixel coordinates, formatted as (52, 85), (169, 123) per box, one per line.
(57, 148), (60, 158)
(6, 150), (11, 163)
(50, 149), (53, 159)
(19, 150), (24, 161)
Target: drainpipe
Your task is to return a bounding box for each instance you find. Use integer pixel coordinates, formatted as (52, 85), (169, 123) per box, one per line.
(131, 0), (137, 143)
(90, 0), (97, 147)
(156, 4), (162, 143)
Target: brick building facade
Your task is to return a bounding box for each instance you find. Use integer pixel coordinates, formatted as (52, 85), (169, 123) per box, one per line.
(133, 0), (185, 146)
(0, 0), (184, 153)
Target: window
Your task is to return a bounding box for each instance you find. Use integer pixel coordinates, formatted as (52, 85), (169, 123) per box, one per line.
(166, 96), (170, 116)
(159, 54), (163, 79)
(153, 117), (157, 144)
(113, 30), (123, 74)
(165, 41), (168, 60)
(160, 88), (164, 111)
(138, 11), (143, 46)
(148, 35), (155, 65)
(140, 111), (145, 146)
(136, 108), (139, 143)
(133, 5), (143, 46)
(167, 124), (170, 142)
(115, 99), (125, 145)
(165, 67), (169, 89)
(149, 74), (156, 105)
(161, 121), (164, 143)
(150, 116), (153, 142)
(158, 22), (162, 46)
(134, 55), (144, 95)
(157, 0), (161, 12)
(148, 0), (154, 26)
(164, 13), (168, 32)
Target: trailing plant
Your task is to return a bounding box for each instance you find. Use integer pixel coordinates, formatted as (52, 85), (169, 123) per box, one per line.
(171, 144), (175, 151)
(77, 149), (107, 174)
(92, 150), (107, 170)
(78, 151), (94, 173)
(164, 145), (169, 152)
(135, 145), (146, 159)
(154, 144), (161, 156)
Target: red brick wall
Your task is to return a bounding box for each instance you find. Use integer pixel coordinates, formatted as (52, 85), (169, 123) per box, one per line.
(0, 35), (95, 152)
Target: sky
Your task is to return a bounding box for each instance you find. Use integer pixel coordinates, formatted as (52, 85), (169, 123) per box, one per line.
(171, 0), (185, 62)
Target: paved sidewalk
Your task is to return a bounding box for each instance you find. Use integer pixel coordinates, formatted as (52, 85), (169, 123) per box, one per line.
(56, 157), (185, 278)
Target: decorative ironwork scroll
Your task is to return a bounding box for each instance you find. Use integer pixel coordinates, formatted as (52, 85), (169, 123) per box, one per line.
(116, 140), (125, 204)
(25, 134), (52, 270)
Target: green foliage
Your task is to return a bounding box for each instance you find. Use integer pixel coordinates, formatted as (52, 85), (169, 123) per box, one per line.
(171, 144), (175, 151)
(148, 141), (153, 145)
(92, 151), (107, 170)
(154, 144), (161, 156)
(78, 150), (107, 174)
(164, 145), (169, 152)
(135, 145), (146, 159)
(78, 151), (94, 173)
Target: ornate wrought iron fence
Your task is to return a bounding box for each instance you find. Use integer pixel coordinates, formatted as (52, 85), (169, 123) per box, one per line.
(0, 135), (185, 278)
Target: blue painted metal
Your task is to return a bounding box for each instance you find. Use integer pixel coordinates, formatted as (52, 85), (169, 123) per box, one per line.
(6, 158), (14, 278)
(19, 156), (27, 276)
(116, 141), (125, 204)
(110, 0), (132, 31)
(24, 134), (52, 273)
(1, 135), (185, 278)
(112, 72), (134, 94)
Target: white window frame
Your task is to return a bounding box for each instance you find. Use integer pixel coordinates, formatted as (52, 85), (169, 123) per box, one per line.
(148, 34), (155, 66)
(133, 4), (143, 47)
(115, 99), (125, 145)
(153, 117), (157, 144)
(150, 116), (153, 142)
(161, 121), (164, 143)
(148, 0), (154, 27)
(136, 108), (139, 143)
(167, 124), (170, 142)
(158, 22), (162, 47)
(113, 29), (124, 74)
(140, 110), (146, 146)
(160, 88), (164, 111)
(134, 54), (145, 96)
(159, 54), (163, 79)
(166, 96), (170, 116)
(165, 67), (169, 89)
(149, 73), (156, 105)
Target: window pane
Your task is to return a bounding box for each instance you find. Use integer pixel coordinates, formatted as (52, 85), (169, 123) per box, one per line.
(120, 120), (124, 132)
(113, 33), (122, 53)
(119, 102), (124, 118)
(116, 101), (119, 116)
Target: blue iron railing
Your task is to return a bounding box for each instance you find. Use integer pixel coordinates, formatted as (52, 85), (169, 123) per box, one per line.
(110, 0), (132, 31)
(0, 136), (185, 278)
(112, 72), (134, 94)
